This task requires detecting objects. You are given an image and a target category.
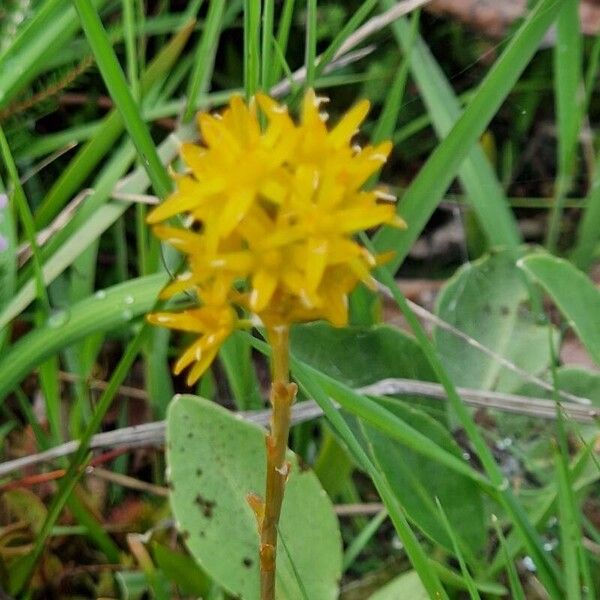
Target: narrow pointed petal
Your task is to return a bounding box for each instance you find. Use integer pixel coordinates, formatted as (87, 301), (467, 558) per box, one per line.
(250, 269), (278, 312)
(328, 99), (370, 148)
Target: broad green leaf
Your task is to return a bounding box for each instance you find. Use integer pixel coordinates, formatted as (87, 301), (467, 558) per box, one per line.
(518, 254), (600, 366)
(291, 323), (486, 557)
(358, 398), (486, 559)
(292, 322), (439, 417)
(369, 570), (428, 600)
(435, 250), (553, 393)
(167, 394), (342, 600)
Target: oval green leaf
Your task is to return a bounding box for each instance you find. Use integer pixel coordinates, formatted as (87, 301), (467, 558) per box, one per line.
(166, 394), (342, 600)
(435, 250), (552, 393)
(518, 253), (600, 366)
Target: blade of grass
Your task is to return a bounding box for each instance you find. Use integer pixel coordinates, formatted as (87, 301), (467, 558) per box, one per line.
(122, 0), (140, 101)
(377, 13), (522, 260)
(487, 442), (597, 577)
(435, 498), (481, 600)
(72, 0), (171, 198)
(343, 509), (387, 570)
(554, 438), (583, 600)
(302, 364), (491, 488)
(270, 0), (295, 85)
(491, 515), (527, 600)
(0, 177), (16, 351)
(0, 125), (64, 443)
(184, 0), (226, 121)
(261, 0), (275, 90)
(243, 0), (260, 97)
(219, 332), (263, 410)
(571, 148), (600, 271)
(374, 0), (563, 271)
(1, 123), (190, 332)
(549, 332), (593, 600)
(546, 0), (582, 252)
(371, 17), (415, 145)
(304, 0), (318, 88)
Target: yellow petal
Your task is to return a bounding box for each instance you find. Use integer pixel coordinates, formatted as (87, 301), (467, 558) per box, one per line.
(174, 338), (205, 374)
(335, 205), (397, 233)
(218, 188), (255, 236)
(199, 113), (241, 153)
(305, 238), (328, 292)
(152, 226), (204, 252)
(328, 99), (370, 148)
(186, 346), (220, 384)
(250, 268), (278, 312)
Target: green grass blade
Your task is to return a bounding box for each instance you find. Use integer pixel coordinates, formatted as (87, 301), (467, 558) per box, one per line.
(219, 332), (263, 410)
(435, 498), (481, 600)
(491, 515), (527, 600)
(571, 149), (600, 271)
(374, 0), (562, 271)
(184, 0), (226, 121)
(0, 125), (49, 312)
(304, 0), (318, 88)
(122, 0), (140, 101)
(243, 0), (260, 97)
(1, 124), (188, 332)
(371, 14), (415, 145)
(555, 440), (583, 600)
(546, 0), (582, 251)
(299, 363), (491, 488)
(271, 0), (295, 85)
(261, 0), (275, 90)
(343, 509), (387, 570)
(72, 0), (171, 198)
(0, 177), (16, 351)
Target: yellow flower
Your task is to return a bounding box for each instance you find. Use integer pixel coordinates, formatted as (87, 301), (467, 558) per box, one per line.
(147, 303), (237, 385)
(147, 90), (404, 383)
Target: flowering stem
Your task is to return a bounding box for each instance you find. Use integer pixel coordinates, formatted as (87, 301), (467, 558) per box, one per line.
(260, 325), (296, 600)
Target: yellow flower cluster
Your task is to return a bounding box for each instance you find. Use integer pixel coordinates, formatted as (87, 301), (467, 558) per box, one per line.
(147, 90), (404, 384)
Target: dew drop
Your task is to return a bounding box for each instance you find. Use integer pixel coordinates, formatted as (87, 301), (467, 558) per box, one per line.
(124, 295), (134, 305)
(47, 310), (69, 328)
(522, 556), (536, 572)
(122, 309), (133, 321)
(95, 290), (107, 300)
